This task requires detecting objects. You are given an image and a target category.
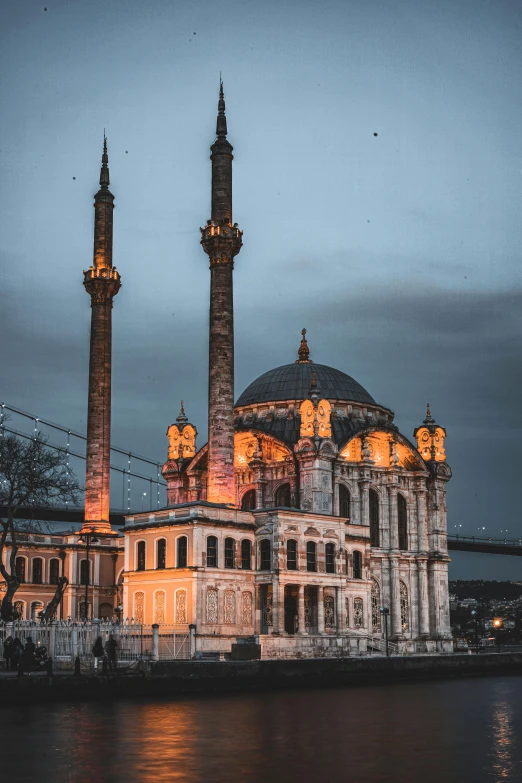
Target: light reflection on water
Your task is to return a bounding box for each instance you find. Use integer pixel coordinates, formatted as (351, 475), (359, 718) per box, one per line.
(1, 676), (522, 783)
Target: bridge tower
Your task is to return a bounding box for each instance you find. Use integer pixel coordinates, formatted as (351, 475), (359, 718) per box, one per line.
(200, 82), (243, 505)
(82, 137), (121, 533)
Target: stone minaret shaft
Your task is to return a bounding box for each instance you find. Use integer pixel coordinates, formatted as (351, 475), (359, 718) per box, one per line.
(201, 83), (243, 505)
(82, 138), (121, 532)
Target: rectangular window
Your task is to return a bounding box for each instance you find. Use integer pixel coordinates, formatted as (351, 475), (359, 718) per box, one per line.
(287, 540), (297, 571)
(225, 538), (235, 569)
(207, 537), (218, 568)
(325, 544), (335, 574)
(177, 537), (188, 568)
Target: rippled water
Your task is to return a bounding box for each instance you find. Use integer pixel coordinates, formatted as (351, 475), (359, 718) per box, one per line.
(1, 676), (522, 782)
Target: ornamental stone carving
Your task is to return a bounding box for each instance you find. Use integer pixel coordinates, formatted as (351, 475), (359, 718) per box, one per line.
(206, 587), (218, 624)
(176, 589), (187, 624)
(224, 589), (236, 624)
(154, 590), (166, 624)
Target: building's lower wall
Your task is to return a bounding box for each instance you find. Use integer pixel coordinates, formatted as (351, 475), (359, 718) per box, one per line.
(258, 634), (368, 659)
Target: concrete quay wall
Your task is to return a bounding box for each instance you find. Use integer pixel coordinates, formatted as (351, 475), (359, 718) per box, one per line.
(1, 653), (522, 707)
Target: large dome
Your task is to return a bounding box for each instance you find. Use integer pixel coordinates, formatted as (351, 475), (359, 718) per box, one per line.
(235, 362), (375, 407)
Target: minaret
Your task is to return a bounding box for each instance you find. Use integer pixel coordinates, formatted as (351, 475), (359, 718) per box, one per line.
(201, 82), (243, 505)
(82, 137), (121, 533)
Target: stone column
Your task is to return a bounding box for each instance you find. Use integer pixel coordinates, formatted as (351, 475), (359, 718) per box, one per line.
(200, 84), (242, 506)
(390, 558), (402, 637)
(417, 559), (430, 636)
(359, 479), (370, 528)
(388, 484), (399, 550)
(336, 585), (345, 631)
(416, 487), (429, 552)
(298, 584), (306, 634)
(82, 138), (120, 534)
(317, 586), (325, 633)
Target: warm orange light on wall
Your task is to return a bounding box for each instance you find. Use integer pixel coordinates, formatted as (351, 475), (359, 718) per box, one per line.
(340, 432), (421, 470)
(234, 432), (290, 466)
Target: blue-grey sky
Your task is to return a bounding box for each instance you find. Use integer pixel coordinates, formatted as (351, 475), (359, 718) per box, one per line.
(1, 0), (521, 578)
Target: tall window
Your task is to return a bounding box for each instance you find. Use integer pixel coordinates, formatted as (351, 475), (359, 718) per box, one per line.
(369, 490), (380, 547)
(49, 558), (60, 585)
(353, 550), (363, 579)
(241, 489), (256, 510)
(31, 601), (44, 620)
(241, 539), (252, 570)
(15, 557), (26, 583)
(225, 538), (236, 568)
(339, 484), (350, 518)
(287, 539), (298, 570)
(207, 536), (218, 567)
(306, 541), (317, 572)
(177, 536), (188, 568)
(137, 541), (146, 572)
(275, 483), (291, 507)
(325, 543), (336, 574)
(260, 539), (271, 571)
(157, 538), (166, 569)
(80, 559), (90, 585)
(32, 557), (43, 585)
(398, 494), (408, 551)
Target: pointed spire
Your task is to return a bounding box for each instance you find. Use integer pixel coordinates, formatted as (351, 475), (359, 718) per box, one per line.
(99, 133), (110, 189)
(216, 78), (228, 138)
(296, 328), (312, 363)
(176, 400), (188, 424)
(424, 403), (435, 425)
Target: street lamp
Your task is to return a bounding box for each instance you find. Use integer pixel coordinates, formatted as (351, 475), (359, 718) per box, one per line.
(379, 606), (390, 656)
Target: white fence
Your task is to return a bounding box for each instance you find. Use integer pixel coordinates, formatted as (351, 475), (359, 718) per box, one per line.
(0, 620), (192, 667)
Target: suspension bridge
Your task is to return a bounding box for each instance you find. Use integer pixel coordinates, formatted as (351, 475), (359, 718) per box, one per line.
(0, 401), (167, 518)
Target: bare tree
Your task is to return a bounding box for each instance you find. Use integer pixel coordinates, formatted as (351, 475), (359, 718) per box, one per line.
(0, 431), (80, 621)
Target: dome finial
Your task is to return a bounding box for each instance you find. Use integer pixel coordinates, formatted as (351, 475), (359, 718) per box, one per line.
(424, 402), (434, 424)
(296, 328), (312, 363)
(176, 400), (188, 423)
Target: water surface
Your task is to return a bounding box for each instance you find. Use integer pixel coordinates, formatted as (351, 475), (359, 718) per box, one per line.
(1, 676), (521, 782)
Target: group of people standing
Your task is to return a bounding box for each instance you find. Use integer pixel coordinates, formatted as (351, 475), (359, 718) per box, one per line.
(3, 635), (38, 676)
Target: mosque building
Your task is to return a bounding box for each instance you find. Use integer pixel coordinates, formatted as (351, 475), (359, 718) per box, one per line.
(122, 84), (453, 657)
(2, 85), (453, 658)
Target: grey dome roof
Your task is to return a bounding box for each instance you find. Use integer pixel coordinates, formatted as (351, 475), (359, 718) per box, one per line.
(235, 362), (375, 407)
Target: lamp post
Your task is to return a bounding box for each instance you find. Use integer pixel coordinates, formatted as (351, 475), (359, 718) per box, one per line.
(380, 606), (390, 657)
(77, 532), (99, 620)
(471, 609), (479, 653)
(493, 617), (502, 650)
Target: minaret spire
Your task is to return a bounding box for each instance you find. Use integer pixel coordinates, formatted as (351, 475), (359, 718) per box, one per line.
(82, 135), (121, 534)
(201, 84), (243, 505)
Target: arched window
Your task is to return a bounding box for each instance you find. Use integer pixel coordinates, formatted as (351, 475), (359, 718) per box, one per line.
(353, 598), (364, 627)
(287, 539), (298, 570)
(275, 483), (291, 507)
(32, 557), (43, 585)
(78, 601), (91, 621)
(157, 538), (166, 569)
(353, 550), (363, 579)
(15, 557), (26, 583)
(306, 541), (317, 572)
(99, 603), (113, 620)
(154, 591), (166, 624)
(177, 536), (188, 568)
(13, 600), (24, 620)
(398, 494), (408, 551)
(176, 589), (187, 623)
(49, 558), (60, 585)
(325, 543), (336, 574)
(80, 559), (90, 585)
(369, 489), (380, 547)
(339, 484), (350, 518)
(371, 580), (381, 633)
(241, 489), (256, 510)
(31, 601), (44, 620)
(225, 538), (236, 568)
(260, 539), (271, 571)
(241, 539), (252, 570)
(133, 591), (144, 623)
(324, 595), (335, 629)
(137, 541), (146, 572)
(400, 582), (409, 632)
(206, 536), (218, 567)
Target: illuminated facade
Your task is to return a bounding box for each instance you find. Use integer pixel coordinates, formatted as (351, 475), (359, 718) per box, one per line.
(122, 86), (453, 657)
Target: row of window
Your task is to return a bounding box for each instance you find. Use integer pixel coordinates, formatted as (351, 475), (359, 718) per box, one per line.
(241, 485), (409, 551)
(14, 557), (96, 586)
(136, 537), (364, 579)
